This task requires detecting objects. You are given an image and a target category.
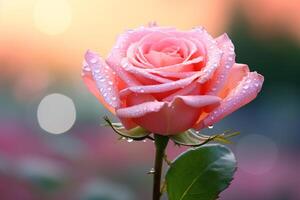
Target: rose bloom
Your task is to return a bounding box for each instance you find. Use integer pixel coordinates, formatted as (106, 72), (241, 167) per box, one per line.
(82, 26), (264, 135)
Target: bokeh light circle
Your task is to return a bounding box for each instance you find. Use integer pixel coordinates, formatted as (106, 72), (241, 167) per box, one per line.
(33, 0), (72, 35)
(235, 134), (278, 175)
(37, 93), (76, 134)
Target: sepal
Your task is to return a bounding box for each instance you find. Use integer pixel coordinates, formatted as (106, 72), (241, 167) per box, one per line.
(170, 129), (239, 147)
(103, 116), (153, 140)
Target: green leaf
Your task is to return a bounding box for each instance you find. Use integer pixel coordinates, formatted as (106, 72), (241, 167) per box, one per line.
(166, 144), (237, 200)
(103, 116), (152, 140)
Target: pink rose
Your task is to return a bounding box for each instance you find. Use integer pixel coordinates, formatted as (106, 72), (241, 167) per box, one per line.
(82, 26), (263, 135)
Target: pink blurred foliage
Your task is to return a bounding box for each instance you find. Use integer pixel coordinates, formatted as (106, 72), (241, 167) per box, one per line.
(222, 154), (300, 200)
(0, 120), (300, 199)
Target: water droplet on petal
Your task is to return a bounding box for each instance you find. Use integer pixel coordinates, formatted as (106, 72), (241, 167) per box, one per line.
(127, 138), (133, 143)
(83, 66), (91, 72)
(208, 125), (214, 129)
(243, 85), (249, 90)
(90, 58), (98, 64)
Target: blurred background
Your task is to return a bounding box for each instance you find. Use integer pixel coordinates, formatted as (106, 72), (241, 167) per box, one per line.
(0, 0), (300, 199)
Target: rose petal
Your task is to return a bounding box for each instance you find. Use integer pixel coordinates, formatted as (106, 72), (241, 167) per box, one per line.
(82, 72), (115, 114)
(218, 63), (250, 98)
(175, 95), (221, 108)
(159, 27), (222, 82)
(121, 58), (172, 83)
(121, 71), (202, 95)
(163, 82), (200, 102)
(82, 50), (120, 110)
(116, 95), (221, 135)
(119, 117), (138, 130)
(205, 33), (236, 95)
(116, 101), (166, 118)
(127, 43), (153, 68)
(149, 70), (197, 79)
(202, 72), (264, 128)
(187, 27), (223, 83)
(148, 37), (198, 64)
(145, 56), (204, 72)
(149, 37), (185, 53)
(107, 27), (178, 86)
(144, 50), (184, 67)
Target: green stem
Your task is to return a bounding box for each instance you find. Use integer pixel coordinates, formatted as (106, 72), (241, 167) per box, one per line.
(153, 135), (169, 200)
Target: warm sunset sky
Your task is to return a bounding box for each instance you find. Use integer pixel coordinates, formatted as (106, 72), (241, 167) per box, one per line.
(0, 0), (235, 74)
(1, 0), (299, 76)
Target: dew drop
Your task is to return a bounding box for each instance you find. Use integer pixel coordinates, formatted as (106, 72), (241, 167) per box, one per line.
(208, 125), (214, 129)
(127, 138), (133, 143)
(243, 85), (249, 90)
(149, 168), (155, 173)
(83, 66), (91, 72)
(90, 58), (98, 64)
(143, 139), (147, 143)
